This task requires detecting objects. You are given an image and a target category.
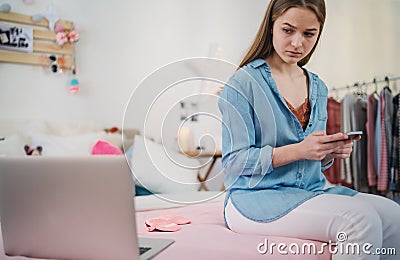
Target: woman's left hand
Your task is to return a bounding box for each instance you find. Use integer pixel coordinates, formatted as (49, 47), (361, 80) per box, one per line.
(330, 140), (354, 159)
(323, 133), (361, 163)
(323, 139), (355, 165)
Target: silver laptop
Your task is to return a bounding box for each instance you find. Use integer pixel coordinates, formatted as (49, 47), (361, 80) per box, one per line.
(0, 156), (174, 260)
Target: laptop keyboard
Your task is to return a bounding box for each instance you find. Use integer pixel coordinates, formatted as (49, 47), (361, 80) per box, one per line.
(139, 246), (152, 255)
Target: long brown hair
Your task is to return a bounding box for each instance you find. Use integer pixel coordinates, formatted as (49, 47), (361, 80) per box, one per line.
(238, 0), (326, 68)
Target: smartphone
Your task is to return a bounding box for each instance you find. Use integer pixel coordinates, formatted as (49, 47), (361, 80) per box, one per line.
(345, 131), (363, 139)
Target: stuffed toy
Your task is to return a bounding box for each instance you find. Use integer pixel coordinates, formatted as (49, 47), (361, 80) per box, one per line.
(24, 145), (43, 156)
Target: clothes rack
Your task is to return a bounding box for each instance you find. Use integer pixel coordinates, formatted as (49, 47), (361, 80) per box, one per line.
(325, 75), (400, 201)
(331, 75), (400, 93)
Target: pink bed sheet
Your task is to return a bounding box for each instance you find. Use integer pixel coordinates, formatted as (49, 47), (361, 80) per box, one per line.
(0, 200), (332, 260)
(136, 200), (332, 260)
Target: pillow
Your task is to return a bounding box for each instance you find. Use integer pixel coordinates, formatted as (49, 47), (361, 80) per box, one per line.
(130, 135), (200, 194)
(0, 134), (26, 156)
(91, 140), (123, 155)
(29, 132), (105, 156)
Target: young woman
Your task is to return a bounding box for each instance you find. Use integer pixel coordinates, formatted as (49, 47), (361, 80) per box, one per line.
(218, 0), (400, 258)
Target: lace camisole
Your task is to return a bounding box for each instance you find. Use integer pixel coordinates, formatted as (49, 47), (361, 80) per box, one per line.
(284, 97), (311, 131)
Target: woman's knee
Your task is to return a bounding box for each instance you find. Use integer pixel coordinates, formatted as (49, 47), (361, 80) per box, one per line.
(355, 193), (400, 231)
(335, 202), (382, 244)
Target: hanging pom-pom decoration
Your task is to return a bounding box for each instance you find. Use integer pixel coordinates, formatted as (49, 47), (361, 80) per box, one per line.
(69, 78), (79, 93)
(68, 23), (80, 94)
(69, 55), (79, 93)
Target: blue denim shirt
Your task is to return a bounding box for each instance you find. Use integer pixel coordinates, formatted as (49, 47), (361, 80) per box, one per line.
(218, 58), (357, 223)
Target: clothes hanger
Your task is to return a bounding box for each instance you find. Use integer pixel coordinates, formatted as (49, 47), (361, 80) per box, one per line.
(352, 82), (364, 97)
(384, 76), (391, 92)
(352, 83), (358, 96)
(360, 81), (368, 98)
(373, 78), (380, 97)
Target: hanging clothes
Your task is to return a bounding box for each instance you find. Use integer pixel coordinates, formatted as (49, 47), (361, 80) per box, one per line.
(375, 95), (382, 184)
(341, 94), (356, 186)
(324, 97), (343, 185)
(384, 88), (394, 172)
(329, 76), (400, 201)
(340, 93), (368, 192)
(377, 87), (394, 194)
(350, 96), (368, 192)
(366, 93), (378, 188)
(390, 94), (400, 202)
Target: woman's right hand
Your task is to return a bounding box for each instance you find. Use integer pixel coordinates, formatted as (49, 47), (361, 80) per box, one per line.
(299, 131), (349, 161)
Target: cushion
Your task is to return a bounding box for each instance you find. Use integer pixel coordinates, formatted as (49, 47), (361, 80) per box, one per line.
(91, 140), (123, 155)
(130, 135), (200, 193)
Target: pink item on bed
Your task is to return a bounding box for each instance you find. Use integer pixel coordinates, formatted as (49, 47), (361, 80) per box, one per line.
(91, 140), (123, 155)
(145, 218), (181, 232)
(145, 214), (191, 232)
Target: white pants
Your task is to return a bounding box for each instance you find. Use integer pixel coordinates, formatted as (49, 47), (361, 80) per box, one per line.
(225, 193), (400, 259)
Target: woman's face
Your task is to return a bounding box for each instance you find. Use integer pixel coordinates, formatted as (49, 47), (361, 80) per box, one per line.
(272, 7), (320, 65)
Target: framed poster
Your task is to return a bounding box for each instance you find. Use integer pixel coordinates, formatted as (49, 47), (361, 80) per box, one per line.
(0, 25), (33, 53)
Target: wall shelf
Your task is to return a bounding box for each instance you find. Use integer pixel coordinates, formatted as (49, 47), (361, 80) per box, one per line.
(0, 11), (75, 69)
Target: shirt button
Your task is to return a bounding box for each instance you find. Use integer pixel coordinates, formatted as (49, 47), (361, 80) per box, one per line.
(299, 184), (304, 189)
(298, 173), (303, 178)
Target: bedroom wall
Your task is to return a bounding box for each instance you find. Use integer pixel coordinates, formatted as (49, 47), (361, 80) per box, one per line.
(1, 0), (399, 137)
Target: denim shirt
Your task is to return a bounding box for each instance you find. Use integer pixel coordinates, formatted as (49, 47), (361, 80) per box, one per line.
(218, 58), (357, 223)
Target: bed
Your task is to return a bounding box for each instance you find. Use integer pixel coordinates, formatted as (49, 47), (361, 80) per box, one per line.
(0, 120), (331, 259)
(0, 191), (331, 260)
(134, 192), (332, 259)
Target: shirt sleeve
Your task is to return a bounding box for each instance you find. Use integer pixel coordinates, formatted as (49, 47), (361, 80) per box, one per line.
(218, 78), (274, 176)
(321, 158), (334, 171)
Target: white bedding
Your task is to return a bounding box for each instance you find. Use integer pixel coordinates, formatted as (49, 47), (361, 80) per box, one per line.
(134, 191), (225, 211)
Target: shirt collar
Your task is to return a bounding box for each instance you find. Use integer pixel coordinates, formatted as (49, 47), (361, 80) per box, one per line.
(248, 58), (266, 69)
(248, 58), (318, 102)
